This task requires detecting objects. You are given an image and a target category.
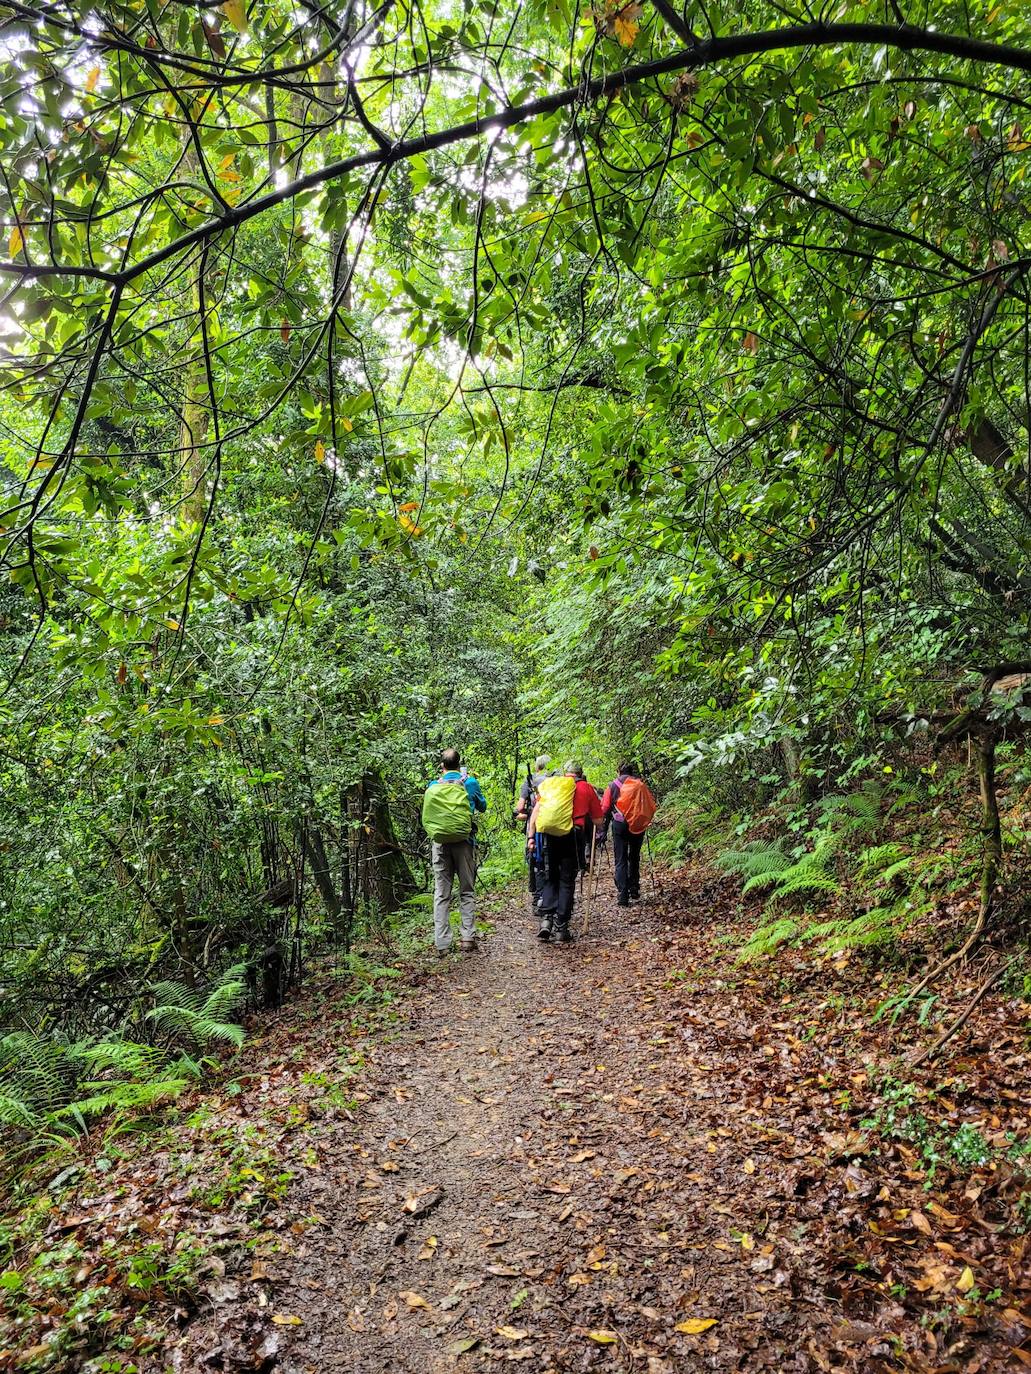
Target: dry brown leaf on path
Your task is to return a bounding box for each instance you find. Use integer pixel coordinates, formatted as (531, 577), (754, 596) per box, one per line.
(910, 1209), (933, 1236)
(400, 1290), (431, 1309)
(496, 1325), (529, 1339)
(402, 1187), (443, 1216)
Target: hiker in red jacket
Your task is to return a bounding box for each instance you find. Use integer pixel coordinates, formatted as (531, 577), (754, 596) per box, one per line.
(602, 763), (649, 907)
(526, 761), (603, 944)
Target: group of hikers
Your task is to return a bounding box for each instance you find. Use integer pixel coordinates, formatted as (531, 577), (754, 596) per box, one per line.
(420, 749), (656, 954)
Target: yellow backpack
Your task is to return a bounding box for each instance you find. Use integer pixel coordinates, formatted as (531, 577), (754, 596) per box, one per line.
(536, 775), (576, 836)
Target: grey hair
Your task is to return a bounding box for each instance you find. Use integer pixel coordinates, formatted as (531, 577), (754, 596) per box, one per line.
(534, 754), (551, 771)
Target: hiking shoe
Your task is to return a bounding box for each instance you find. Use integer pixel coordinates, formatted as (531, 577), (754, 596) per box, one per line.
(435, 946), (451, 958)
(617, 895), (630, 908)
(460, 938), (477, 955)
(553, 924), (572, 943)
(537, 914), (554, 941)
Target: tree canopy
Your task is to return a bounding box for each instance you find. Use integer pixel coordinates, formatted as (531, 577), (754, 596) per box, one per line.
(1, 0), (1030, 1030)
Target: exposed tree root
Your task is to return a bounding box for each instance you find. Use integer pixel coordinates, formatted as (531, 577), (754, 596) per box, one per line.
(902, 903), (988, 1007)
(910, 957), (1014, 1068)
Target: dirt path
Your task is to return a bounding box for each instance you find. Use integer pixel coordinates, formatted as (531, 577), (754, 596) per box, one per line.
(136, 870), (1028, 1373)
(176, 878), (856, 1373)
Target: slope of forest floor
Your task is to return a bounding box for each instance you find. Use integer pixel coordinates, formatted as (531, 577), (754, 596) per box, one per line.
(2, 865), (1030, 1374)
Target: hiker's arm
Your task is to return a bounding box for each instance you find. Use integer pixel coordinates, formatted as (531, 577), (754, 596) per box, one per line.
(526, 802), (539, 845)
(469, 777), (487, 813)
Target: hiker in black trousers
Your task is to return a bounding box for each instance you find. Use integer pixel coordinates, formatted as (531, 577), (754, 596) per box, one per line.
(602, 763), (645, 907)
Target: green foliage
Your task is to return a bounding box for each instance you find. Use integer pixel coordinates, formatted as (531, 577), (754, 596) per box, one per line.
(738, 918), (801, 960)
(716, 841), (790, 893)
(0, 1032), (192, 1142)
(861, 1077), (1015, 1183)
(147, 964), (249, 1053)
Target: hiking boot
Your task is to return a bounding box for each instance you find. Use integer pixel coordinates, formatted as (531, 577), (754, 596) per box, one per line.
(435, 946), (451, 958)
(629, 891), (641, 902)
(537, 913), (554, 941)
(617, 894), (630, 908)
(460, 938), (477, 955)
(553, 923), (572, 943)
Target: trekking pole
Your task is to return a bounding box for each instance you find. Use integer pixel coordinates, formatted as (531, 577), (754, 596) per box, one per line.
(582, 827), (599, 937)
(646, 831), (658, 903)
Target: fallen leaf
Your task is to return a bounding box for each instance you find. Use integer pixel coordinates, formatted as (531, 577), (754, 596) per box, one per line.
(587, 1330), (618, 1344)
(271, 1314), (302, 1326)
(742, 1158), (756, 1174)
(496, 1325), (529, 1340)
(400, 1290), (430, 1309)
(910, 1210), (932, 1237)
(956, 1266), (975, 1293)
(676, 1317), (718, 1334)
(449, 1336), (480, 1355)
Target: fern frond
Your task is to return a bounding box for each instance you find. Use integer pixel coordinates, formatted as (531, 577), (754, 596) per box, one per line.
(879, 857), (916, 886)
(856, 843), (907, 879)
(200, 964), (248, 1021)
(717, 841), (789, 891)
(49, 1077), (188, 1127)
(0, 1090), (37, 1128)
(822, 906), (901, 953)
(149, 979), (205, 1014)
(739, 918), (800, 960)
(770, 871), (840, 902)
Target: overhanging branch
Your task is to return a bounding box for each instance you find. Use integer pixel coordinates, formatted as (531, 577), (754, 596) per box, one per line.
(5, 22), (1031, 286)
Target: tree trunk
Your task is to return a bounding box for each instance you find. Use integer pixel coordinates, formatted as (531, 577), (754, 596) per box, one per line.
(302, 824), (342, 922)
(361, 771), (416, 914)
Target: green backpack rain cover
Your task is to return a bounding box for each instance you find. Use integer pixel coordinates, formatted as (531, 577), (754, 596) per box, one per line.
(422, 778), (473, 844)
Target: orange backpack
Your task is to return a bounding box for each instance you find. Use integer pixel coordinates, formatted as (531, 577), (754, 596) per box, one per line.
(618, 777), (657, 835)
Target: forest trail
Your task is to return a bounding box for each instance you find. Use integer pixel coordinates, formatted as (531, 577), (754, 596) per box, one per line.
(167, 867), (1031, 1374)
(176, 873), (843, 1373)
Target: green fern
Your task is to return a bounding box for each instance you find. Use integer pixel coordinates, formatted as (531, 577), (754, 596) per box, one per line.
(822, 905), (905, 953)
(885, 782), (923, 816)
(716, 840), (790, 893)
(147, 964), (248, 1053)
(0, 1035), (199, 1139)
(767, 834), (840, 905)
(739, 918), (800, 960)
